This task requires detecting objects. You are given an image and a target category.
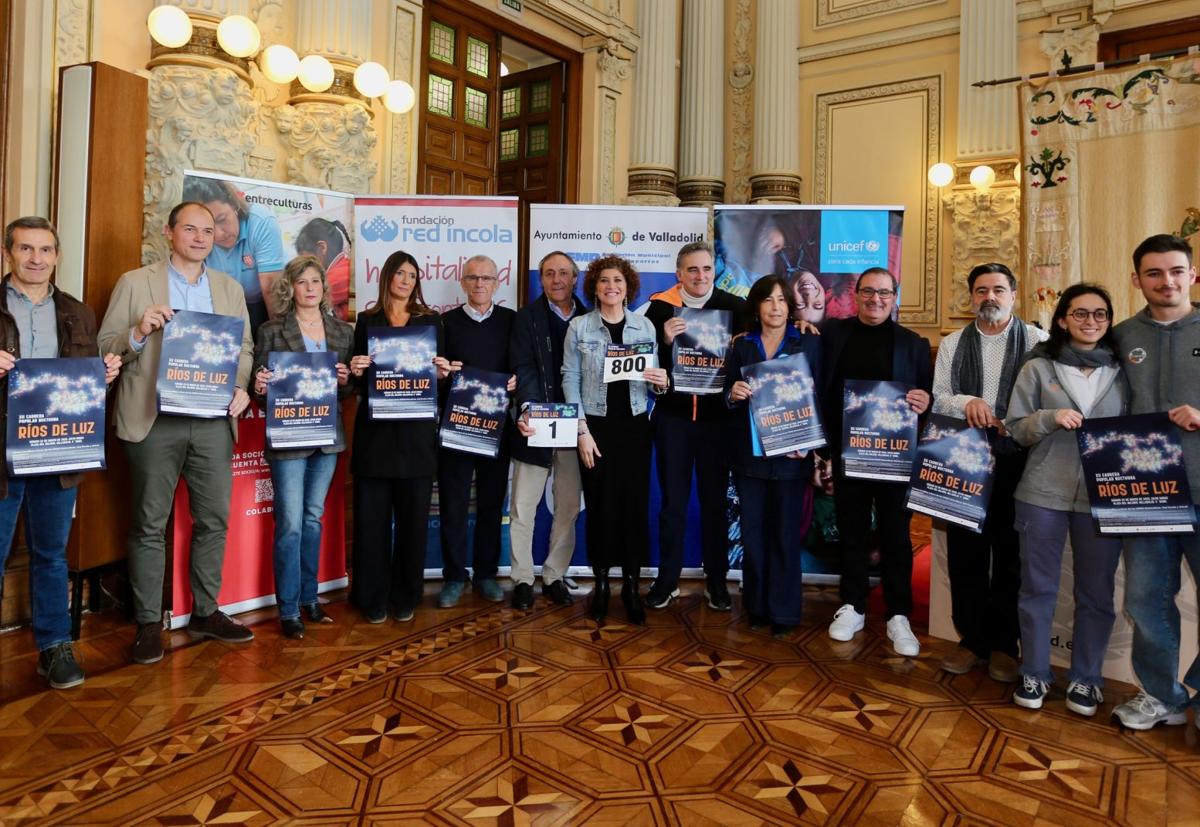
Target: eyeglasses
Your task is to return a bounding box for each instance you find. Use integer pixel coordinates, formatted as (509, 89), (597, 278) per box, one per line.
(857, 287), (896, 299)
(1067, 308), (1109, 322)
(463, 275), (497, 283)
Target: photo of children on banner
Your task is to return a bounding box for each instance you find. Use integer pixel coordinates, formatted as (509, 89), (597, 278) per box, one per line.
(366, 326), (438, 420)
(1077, 412), (1197, 535)
(264, 351), (339, 450)
(841, 379), (919, 482)
(906, 414), (996, 533)
(525, 402), (579, 449)
(5, 358), (108, 476)
(156, 310), (245, 418)
(741, 353), (825, 457)
(438, 366), (511, 459)
(670, 307), (732, 395)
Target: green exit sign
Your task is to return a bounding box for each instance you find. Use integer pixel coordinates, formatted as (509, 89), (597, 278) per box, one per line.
(501, 0), (521, 11)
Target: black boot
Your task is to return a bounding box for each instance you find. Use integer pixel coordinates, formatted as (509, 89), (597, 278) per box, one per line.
(590, 567), (610, 622)
(621, 572), (646, 625)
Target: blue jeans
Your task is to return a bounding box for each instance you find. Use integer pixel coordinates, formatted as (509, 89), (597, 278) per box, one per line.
(1123, 510), (1200, 710)
(268, 452), (338, 620)
(0, 477), (76, 651)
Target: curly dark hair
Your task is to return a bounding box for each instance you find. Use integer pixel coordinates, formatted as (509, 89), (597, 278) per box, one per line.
(583, 254), (640, 307)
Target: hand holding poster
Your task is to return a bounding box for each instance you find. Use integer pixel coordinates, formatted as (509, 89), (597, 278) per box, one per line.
(439, 366), (510, 457)
(906, 414), (995, 532)
(742, 352), (825, 456)
(367, 327), (438, 420)
(526, 402), (578, 448)
(6, 358), (107, 476)
(1078, 413), (1196, 534)
(157, 310), (244, 417)
(671, 307), (731, 395)
(603, 343), (656, 383)
(265, 351), (338, 449)
(842, 380), (918, 482)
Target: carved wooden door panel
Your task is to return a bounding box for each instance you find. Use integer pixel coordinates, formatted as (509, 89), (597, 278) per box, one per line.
(496, 63), (564, 204)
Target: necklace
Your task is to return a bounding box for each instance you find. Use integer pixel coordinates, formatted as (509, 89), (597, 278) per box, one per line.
(298, 314), (322, 329)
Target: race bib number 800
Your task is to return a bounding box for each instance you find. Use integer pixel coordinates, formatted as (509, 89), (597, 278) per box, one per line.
(603, 343), (656, 383)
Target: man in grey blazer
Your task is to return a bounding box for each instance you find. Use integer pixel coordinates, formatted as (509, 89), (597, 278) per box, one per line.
(98, 202), (254, 665)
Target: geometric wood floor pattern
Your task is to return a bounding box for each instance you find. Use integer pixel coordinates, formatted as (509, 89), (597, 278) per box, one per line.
(1, 586), (1198, 826)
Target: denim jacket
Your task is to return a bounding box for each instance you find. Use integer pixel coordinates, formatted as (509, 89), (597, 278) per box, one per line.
(562, 308), (658, 417)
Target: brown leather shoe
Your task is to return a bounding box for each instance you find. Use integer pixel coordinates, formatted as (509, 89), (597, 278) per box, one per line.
(133, 623), (164, 664)
(187, 610), (254, 643)
(940, 647), (986, 675)
(988, 651), (1020, 683)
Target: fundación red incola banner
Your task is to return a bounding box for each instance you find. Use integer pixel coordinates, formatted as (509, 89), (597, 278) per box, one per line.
(353, 195), (519, 314)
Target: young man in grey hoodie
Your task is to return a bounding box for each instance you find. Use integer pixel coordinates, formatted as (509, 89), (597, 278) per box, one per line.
(1111, 234), (1200, 730)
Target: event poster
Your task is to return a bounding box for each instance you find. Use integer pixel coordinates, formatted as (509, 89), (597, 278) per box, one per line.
(672, 307), (731, 395)
(182, 171), (355, 323)
(438, 366), (510, 457)
(742, 352), (824, 456)
(157, 310), (244, 418)
(367, 327), (438, 420)
(265, 351), (338, 450)
(1078, 413), (1196, 534)
(354, 195), (518, 313)
(842, 380), (918, 482)
(527, 204), (708, 303)
(5, 357), (106, 476)
(906, 415), (995, 532)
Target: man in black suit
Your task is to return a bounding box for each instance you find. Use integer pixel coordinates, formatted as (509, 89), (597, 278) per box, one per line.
(818, 267), (932, 657)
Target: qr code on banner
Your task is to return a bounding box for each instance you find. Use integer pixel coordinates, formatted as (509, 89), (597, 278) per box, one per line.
(254, 478), (275, 503)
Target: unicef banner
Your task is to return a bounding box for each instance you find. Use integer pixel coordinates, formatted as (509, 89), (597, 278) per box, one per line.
(527, 204), (708, 303)
(354, 195), (518, 314)
(713, 205), (904, 314)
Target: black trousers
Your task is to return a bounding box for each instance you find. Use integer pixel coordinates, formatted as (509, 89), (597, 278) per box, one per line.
(736, 474), (806, 626)
(352, 475), (433, 615)
(835, 475), (913, 618)
(580, 413), (651, 575)
(437, 443), (511, 583)
(654, 415), (731, 588)
(946, 449), (1026, 658)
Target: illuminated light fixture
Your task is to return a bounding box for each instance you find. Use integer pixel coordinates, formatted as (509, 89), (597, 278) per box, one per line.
(298, 54), (335, 92)
(969, 164), (997, 192)
(354, 61), (390, 97)
(260, 44), (301, 84)
(216, 14), (261, 58)
(500, 61), (510, 77)
(383, 79), (416, 114)
(147, 4), (192, 49)
(927, 162), (954, 187)
(1013, 164), (1022, 184)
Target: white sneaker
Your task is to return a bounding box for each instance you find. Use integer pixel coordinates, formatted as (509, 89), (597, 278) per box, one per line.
(886, 615), (920, 657)
(828, 604), (865, 641)
(1112, 691), (1187, 730)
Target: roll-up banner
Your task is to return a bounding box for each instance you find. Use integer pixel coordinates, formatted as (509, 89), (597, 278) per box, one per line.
(354, 195), (519, 314)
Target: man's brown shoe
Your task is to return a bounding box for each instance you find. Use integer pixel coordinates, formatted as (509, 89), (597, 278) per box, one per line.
(133, 623), (164, 664)
(988, 651), (1019, 683)
(940, 647), (986, 675)
(188, 611), (254, 643)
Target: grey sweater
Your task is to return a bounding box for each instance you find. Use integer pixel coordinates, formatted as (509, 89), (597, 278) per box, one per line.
(1112, 305), (1200, 499)
(1004, 355), (1126, 511)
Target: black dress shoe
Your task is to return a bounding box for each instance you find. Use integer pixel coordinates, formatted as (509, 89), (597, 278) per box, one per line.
(748, 613), (771, 631)
(187, 610), (254, 643)
(132, 623), (164, 664)
(512, 582), (534, 610)
(304, 604), (333, 624)
(281, 618), (306, 639)
(590, 570), (611, 622)
(544, 579), (573, 606)
(621, 575), (646, 626)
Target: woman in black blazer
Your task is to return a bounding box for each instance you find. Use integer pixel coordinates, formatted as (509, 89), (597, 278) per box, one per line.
(348, 251), (451, 623)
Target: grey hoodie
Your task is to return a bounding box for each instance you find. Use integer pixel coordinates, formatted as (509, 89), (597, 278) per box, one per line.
(1112, 305), (1200, 499)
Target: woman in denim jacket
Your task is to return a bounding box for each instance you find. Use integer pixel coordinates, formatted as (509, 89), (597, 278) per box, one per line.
(562, 254), (668, 624)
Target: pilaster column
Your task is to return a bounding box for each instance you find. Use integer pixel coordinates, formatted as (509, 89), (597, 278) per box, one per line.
(677, 0), (725, 207)
(750, 0), (800, 203)
(626, 0), (679, 205)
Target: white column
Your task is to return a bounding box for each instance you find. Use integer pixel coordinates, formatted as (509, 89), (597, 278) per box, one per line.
(677, 0), (725, 207)
(296, 0), (372, 67)
(626, 0), (679, 204)
(957, 0), (1017, 159)
(750, 0), (800, 203)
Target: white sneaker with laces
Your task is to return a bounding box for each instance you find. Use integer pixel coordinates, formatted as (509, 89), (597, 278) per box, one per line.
(828, 604), (865, 641)
(1112, 691), (1187, 730)
(886, 615), (920, 657)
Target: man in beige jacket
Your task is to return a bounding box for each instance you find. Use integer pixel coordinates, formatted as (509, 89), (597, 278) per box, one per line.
(99, 202), (254, 665)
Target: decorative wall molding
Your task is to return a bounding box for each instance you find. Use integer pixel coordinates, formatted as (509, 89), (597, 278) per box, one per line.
(55, 0), (91, 69)
(600, 93), (617, 203)
(389, 1), (419, 194)
(275, 102), (378, 192)
(1040, 21), (1100, 71)
(596, 38), (631, 90)
(814, 75), (942, 325)
(727, 0), (753, 204)
(815, 0), (945, 29)
(798, 17), (959, 63)
(944, 184), (1021, 323)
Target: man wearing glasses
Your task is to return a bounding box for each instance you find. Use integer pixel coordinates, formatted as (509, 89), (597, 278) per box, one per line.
(436, 255), (517, 607)
(932, 263), (1047, 683)
(818, 267), (932, 656)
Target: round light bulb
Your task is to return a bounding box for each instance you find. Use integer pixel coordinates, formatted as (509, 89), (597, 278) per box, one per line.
(147, 5), (192, 49)
(259, 44), (300, 84)
(969, 164), (996, 191)
(297, 54), (335, 93)
(216, 14), (261, 58)
(353, 61), (390, 97)
(383, 79), (416, 114)
(927, 162), (954, 188)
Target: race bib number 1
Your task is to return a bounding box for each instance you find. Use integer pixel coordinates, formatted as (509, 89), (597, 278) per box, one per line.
(526, 402), (579, 448)
(604, 343), (656, 383)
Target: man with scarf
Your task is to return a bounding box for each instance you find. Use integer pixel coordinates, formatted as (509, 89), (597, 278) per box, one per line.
(932, 262), (1047, 682)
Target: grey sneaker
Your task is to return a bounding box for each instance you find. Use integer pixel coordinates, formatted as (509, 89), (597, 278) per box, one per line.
(439, 581), (466, 608)
(1112, 691), (1187, 730)
(474, 578), (504, 603)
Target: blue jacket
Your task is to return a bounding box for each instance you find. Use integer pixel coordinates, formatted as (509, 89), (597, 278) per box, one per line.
(562, 308), (658, 417)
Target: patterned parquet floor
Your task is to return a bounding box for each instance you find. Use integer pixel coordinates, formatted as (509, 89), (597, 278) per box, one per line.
(1, 583), (1199, 826)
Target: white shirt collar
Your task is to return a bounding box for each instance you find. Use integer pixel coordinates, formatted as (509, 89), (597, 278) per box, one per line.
(463, 302), (494, 322)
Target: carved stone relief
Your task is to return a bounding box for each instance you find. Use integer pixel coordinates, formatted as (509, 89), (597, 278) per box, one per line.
(275, 102), (378, 192)
(945, 185), (1021, 320)
(1040, 21), (1100, 72)
(600, 94), (617, 203)
(597, 38), (631, 91)
(727, 0), (753, 204)
(389, 3), (418, 193)
(56, 0), (91, 69)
